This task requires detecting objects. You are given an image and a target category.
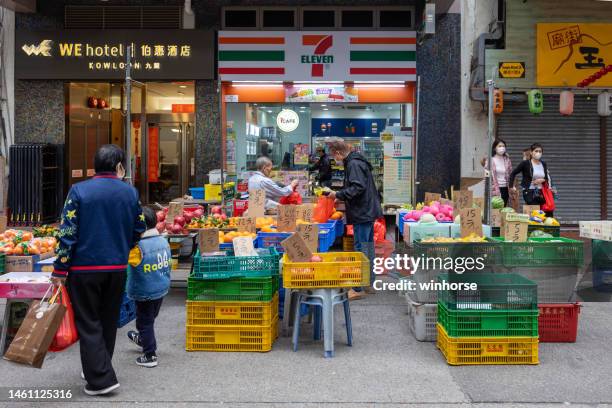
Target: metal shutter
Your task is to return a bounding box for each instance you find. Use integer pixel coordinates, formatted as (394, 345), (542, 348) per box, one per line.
(497, 95), (601, 224)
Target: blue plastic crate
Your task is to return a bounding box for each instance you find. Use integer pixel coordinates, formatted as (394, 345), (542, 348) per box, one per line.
(399, 219), (416, 236)
(189, 187), (204, 199)
(255, 232), (292, 253)
(593, 265), (612, 292)
(330, 218), (344, 239)
(318, 228), (335, 252)
(117, 293), (136, 328)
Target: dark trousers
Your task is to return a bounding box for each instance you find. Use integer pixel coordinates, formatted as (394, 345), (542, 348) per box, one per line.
(67, 272), (126, 390)
(499, 187), (509, 207)
(135, 298), (163, 356)
(353, 222), (375, 290)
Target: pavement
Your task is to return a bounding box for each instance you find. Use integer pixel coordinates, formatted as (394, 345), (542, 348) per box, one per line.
(0, 285), (611, 407)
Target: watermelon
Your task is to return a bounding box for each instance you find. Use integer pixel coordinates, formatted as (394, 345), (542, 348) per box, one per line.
(491, 196), (504, 209)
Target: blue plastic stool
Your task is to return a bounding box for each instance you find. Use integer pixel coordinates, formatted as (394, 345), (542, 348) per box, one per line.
(291, 288), (353, 358)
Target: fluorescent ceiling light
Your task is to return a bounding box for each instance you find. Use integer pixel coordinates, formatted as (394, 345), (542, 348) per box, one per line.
(321, 104), (327, 107)
(323, 108), (329, 111)
(267, 110), (273, 113)
(179, 85), (188, 89)
(354, 84), (405, 88)
(293, 81), (343, 85)
(232, 83), (284, 88)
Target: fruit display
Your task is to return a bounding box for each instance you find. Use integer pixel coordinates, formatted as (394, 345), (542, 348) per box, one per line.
(403, 201), (454, 223)
(32, 225), (59, 238)
(256, 217), (276, 230)
(219, 231), (256, 244)
(329, 211), (344, 220)
(528, 210), (559, 226)
(0, 229), (56, 255)
(156, 205), (205, 235)
(421, 233), (488, 243)
(187, 215), (236, 230)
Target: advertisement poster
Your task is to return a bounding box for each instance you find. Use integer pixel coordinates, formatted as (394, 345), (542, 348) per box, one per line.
(293, 144), (310, 165)
(226, 121), (237, 176)
(383, 135), (412, 204)
(277, 171), (310, 197)
(148, 126), (159, 182)
(286, 85), (358, 103)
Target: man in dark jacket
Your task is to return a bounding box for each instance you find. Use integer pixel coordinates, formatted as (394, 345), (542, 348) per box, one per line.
(51, 145), (146, 396)
(309, 146), (333, 187)
(328, 139), (382, 299)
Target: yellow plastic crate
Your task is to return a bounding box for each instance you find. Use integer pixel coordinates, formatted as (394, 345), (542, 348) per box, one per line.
(186, 317), (278, 352)
(186, 294), (278, 326)
(281, 252), (369, 289)
(343, 236), (354, 251)
(436, 324), (539, 366)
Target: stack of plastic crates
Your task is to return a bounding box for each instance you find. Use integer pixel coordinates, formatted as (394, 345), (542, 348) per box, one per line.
(491, 237), (584, 342)
(436, 273), (539, 365)
(186, 248), (280, 352)
(592, 239), (612, 292)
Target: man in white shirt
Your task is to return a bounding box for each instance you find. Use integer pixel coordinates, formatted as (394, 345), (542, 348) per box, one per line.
(248, 157), (298, 210)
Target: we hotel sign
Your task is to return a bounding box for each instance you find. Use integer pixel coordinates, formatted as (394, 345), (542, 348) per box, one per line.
(16, 30), (214, 80)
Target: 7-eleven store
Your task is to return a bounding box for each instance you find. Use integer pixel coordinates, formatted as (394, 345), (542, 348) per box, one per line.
(218, 31), (417, 206)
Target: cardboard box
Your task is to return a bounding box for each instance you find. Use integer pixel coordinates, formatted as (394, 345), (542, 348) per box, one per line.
(6, 252), (55, 273)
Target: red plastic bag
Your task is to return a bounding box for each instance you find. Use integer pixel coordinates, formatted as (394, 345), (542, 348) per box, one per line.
(279, 191), (302, 205)
(373, 218), (387, 242)
(346, 225), (354, 236)
(313, 195), (335, 223)
(48, 285), (78, 352)
(541, 183), (555, 213)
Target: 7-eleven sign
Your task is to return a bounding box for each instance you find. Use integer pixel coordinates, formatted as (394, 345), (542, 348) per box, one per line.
(301, 35), (334, 77)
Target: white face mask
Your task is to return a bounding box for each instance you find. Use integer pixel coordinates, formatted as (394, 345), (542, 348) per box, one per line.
(496, 147), (506, 155)
(533, 152), (542, 160)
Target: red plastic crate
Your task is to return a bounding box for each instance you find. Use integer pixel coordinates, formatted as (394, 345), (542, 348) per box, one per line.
(538, 303), (581, 343)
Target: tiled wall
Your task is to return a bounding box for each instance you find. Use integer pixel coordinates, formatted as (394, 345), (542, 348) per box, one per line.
(195, 80), (220, 185)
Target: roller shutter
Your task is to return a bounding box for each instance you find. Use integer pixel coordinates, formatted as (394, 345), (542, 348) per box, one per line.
(608, 113), (612, 220)
(497, 95), (601, 224)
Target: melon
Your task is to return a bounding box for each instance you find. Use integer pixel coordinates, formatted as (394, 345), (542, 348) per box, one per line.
(419, 213), (437, 224)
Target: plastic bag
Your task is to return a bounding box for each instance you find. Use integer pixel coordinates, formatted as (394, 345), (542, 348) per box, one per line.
(373, 218), (387, 242)
(313, 196), (335, 223)
(541, 183), (555, 213)
(279, 191), (302, 205)
(48, 285), (78, 352)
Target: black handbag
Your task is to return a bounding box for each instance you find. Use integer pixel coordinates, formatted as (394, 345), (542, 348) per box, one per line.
(523, 188), (545, 205)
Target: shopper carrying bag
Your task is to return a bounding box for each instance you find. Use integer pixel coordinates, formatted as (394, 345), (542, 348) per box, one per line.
(4, 285), (66, 368)
(48, 284), (78, 352)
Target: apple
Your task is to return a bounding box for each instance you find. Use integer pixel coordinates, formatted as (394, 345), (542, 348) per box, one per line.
(221, 214), (227, 221)
(156, 222), (165, 233)
(174, 216), (186, 226)
(156, 211), (165, 222)
(163, 207), (169, 213)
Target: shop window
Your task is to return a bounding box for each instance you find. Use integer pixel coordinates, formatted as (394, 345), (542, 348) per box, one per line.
(224, 9), (258, 28)
(302, 10), (336, 28)
(263, 9), (295, 28)
(341, 10), (374, 28)
(379, 9), (413, 29)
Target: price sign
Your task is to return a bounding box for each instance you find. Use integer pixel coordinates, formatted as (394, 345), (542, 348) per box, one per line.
(424, 192), (442, 204)
(166, 201), (184, 224)
(281, 233), (313, 262)
(491, 209), (502, 227)
(198, 228), (219, 253)
(236, 217), (256, 233)
(473, 197), (485, 213)
(277, 205), (297, 232)
(296, 223), (319, 252)
(248, 189), (266, 218)
(523, 205), (540, 216)
(454, 190), (474, 210)
(233, 236), (258, 257)
(460, 208), (482, 238)
(503, 221), (528, 242)
(296, 204), (315, 222)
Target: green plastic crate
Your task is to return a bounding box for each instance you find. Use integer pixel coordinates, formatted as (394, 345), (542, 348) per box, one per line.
(492, 225), (560, 238)
(0, 253), (5, 275)
(191, 247), (280, 280)
(413, 239), (502, 267)
(437, 301), (539, 338)
(592, 240), (612, 266)
(438, 272), (538, 311)
(490, 237), (584, 267)
(187, 275), (279, 301)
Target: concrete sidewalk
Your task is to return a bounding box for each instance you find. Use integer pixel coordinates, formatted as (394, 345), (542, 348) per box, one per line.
(0, 287), (611, 407)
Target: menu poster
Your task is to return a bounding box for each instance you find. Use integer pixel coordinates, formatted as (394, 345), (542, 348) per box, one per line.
(296, 204), (314, 222)
(454, 190), (474, 210)
(166, 202), (184, 224)
(293, 144), (310, 166)
(236, 217), (256, 233)
(424, 192), (442, 204)
(248, 189), (266, 218)
(281, 233), (313, 262)
(198, 228), (219, 253)
(277, 205), (297, 232)
(460, 208), (482, 238)
(503, 221), (528, 242)
(296, 223), (319, 253)
(233, 236), (258, 257)
(277, 170), (309, 197)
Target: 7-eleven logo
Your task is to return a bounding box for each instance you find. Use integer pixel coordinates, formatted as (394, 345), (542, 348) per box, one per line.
(301, 35), (334, 77)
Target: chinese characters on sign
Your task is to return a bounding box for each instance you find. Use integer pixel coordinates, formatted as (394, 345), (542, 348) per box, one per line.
(199, 228), (219, 253)
(454, 190), (474, 210)
(233, 236), (258, 257)
(296, 223), (319, 253)
(236, 217), (256, 233)
(460, 208), (482, 238)
(248, 189), (266, 218)
(296, 204), (314, 222)
(547, 25), (581, 50)
(503, 221), (527, 243)
(281, 233), (313, 262)
(278, 205), (297, 232)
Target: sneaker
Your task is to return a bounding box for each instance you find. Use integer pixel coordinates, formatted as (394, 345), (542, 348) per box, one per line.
(348, 289), (365, 301)
(84, 383), (120, 396)
(136, 354), (158, 368)
(80, 371), (85, 381)
(127, 331), (142, 348)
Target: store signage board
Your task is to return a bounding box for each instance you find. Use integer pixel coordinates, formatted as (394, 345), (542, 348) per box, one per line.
(460, 208), (482, 238)
(248, 189), (266, 218)
(16, 29), (214, 80)
(198, 228), (219, 254)
(537, 23), (612, 87)
(277, 205), (297, 232)
(281, 233), (313, 262)
(285, 85), (358, 103)
(233, 236), (258, 257)
(296, 223), (319, 253)
(276, 109), (300, 132)
(503, 221), (528, 242)
(219, 31), (416, 82)
(224, 95), (239, 103)
(498, 62), (525, 78)
(236, 217), (256, 233)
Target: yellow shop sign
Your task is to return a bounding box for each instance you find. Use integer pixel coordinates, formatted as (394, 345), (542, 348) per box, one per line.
(537, 23), (612, 87)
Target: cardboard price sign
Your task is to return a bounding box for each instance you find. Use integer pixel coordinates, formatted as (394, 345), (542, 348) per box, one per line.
(460, 208), (482, 238)
(281, 233), (313, 262)
(503, 221), (528, 242)
(296, 223), (319, 253)
(236, 217), (256, 233)
(166, 201), (184, 224)
(473, 197), (485, 212)
(491, 209), (502, 228)
(277, 205), (297, 232)
(523, 205), (540, 215)
(233, 236), (258, 257)
(296, 204), (315, 222)
(248, 189), (266, 218)
(454, 190), (474, 210)
(0, 215), (6, 233)
(424, 192), (442, 204)
(198, 228), (219, 253)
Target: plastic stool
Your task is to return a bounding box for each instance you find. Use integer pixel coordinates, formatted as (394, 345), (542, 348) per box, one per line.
(291, 288), (352, 358)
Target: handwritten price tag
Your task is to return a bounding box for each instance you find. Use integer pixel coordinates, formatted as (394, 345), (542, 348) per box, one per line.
(503, 221), (527, 242)
(460, 207), (482, 238)
(236, 217), (256, 233)
(233, 236), (258, 257)
(454, 190), (474, 210)
(281, 233), (313, 262)
(296, 223), (319, 253)
(296, 204), (315, 222)
(167, 201), (184, 224)
(424, 192), (442, 204)
(491, 209), (502, 227)
(277, 205), (297, 232)
(198, 228), (219, 253)
(248, 189), (266, 218)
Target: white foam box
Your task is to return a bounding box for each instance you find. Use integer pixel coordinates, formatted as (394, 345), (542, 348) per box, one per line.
(450, 224), (492, 239)
(404, 224), (451, 243)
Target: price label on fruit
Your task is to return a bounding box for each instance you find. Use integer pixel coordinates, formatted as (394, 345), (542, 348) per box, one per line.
(296, 204), (315, 222)
(236, 217), (256, 233)
(198, 228), (219, 253)
(523, 205), (540, 215)
(248, 189), (266, 218)
(277, 205), (297, 232)
(296, 223), (319, 252)
(167, 201), (184, 224)
(503, 221), (527, 242)
(454, 190), (473, 210)
(281, 233), (313, 262)
(460, 208), (482, 238)
(233, 236), (258, 257)
(424, 192), (442, 204)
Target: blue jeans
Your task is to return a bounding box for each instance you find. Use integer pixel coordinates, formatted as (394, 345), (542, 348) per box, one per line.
(353, 222), (375, 290)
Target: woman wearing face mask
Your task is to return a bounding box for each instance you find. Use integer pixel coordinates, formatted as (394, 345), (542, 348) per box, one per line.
(484, 139), (513, 207)
(509, 143), (553, 214)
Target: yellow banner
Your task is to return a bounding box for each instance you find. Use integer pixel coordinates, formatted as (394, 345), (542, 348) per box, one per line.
(537, 23), (612, 87)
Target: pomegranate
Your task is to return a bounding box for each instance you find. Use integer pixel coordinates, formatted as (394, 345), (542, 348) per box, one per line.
(220, 213), (227, 221)
(171, 224), (183, 234)
(156, 222), (165, 233)
(193, 209), (204, 218)
(183, 212), (193, 223)
(174, 216), (186, 226)
(211, 206), (222, 215)
(156, 211), (165, 222)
